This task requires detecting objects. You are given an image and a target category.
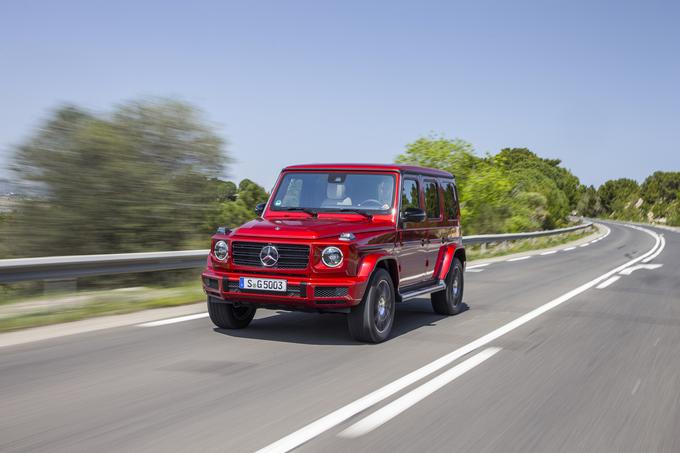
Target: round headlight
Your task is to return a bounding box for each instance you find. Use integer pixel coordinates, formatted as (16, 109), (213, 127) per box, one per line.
(321, 246), (343, 268)
(214, 240), (228, 261)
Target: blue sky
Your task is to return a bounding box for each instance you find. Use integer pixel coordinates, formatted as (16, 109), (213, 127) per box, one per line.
(1, 0), (679, 190)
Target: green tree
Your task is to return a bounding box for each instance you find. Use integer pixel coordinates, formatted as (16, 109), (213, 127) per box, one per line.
(459, 162), (515, 234)
(576, 185), (602, 217)
(236, 179), (268, 209)
(641, 172), (680, 204)
(205, 178), (269, 231)
(7, 99), (229, 257)
(639, 171), (680, 222)
(395, 135), (479, 187)
(495, 148), (580, 227)
(597, 178), (640, 213)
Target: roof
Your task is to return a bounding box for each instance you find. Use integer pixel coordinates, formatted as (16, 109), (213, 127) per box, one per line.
(282, 163), (454, 178)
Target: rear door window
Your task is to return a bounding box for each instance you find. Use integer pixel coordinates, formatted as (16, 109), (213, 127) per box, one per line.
(401, 178), (420, 210)
(423, 180), (441, 219)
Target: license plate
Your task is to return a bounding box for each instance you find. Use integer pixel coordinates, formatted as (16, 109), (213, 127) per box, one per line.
(239, 277), (287, 292)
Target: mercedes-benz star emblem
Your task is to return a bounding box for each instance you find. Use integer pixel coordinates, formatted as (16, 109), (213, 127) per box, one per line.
(259, 245), (279, 267)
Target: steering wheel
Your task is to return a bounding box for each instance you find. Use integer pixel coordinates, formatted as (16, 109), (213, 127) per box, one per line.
(358, 199), (383, 208)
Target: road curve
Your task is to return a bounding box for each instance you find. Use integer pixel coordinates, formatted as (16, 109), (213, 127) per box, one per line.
(1, 222), (677, 453)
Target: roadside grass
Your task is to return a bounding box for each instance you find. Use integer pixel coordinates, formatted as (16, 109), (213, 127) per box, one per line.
(467, 226), (596, 261)
(0, 225), (598, 333)
(0, 282), (204, 333)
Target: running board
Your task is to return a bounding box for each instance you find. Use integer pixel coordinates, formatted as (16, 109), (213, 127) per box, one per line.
(400, 280), (446, 301)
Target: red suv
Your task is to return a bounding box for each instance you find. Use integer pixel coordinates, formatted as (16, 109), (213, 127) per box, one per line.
(202, 164), (466, 342)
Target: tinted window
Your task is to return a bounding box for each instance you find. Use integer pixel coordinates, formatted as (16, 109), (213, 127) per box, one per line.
(424, 180), (440, 218)
(401, 178), (420, 210)
(443, 182), (458, 219)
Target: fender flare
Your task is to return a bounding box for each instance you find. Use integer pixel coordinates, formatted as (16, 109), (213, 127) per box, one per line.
(434, 244), (465, 280)
(357, 253), (399, 286)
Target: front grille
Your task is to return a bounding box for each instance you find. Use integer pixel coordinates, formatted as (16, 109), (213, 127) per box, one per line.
(232, 242), (310, 269)
(314, 286), (349, 298)
(226, 280), (303, 297)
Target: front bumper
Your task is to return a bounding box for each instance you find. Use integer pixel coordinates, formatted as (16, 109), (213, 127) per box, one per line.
(201, 268), (368, 310)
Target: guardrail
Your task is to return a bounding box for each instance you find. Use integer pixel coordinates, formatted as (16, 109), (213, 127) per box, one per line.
(0, 223), (593, 284)
(461, 222), (593, 245)
(591, 218), (679, 234)
(0, 251), (209, 284)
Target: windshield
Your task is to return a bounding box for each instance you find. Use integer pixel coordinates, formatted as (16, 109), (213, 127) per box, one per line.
(270, 172), (396, 213)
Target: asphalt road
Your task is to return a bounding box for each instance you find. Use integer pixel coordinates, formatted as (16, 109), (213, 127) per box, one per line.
(1, 221), (677, 453)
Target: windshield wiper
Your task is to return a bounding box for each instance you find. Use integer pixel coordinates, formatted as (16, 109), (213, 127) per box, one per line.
(336, 208), (373, 220)
(284, 207), (318, 217)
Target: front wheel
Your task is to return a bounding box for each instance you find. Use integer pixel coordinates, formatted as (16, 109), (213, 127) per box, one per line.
(208, 299), (256, 329)
(431, 257), (464, 315)
(348, 268), (395, 343)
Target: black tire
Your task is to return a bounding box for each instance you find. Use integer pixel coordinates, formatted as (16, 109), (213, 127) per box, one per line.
(348, 268), (396, 343)
(431, 257), (464, 315)
(208, 298), (256, 329)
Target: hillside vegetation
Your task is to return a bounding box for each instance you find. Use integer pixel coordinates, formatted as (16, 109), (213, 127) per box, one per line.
(578, 173), (680, 225)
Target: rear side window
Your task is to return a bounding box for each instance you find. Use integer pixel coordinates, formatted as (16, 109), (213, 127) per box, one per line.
(424, 180), (440, 218)
(443, 182), (458, 219)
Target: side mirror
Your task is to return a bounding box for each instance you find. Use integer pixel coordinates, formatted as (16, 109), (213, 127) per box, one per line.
(400, 207), (426, 223)
(254, 202), (266, 216)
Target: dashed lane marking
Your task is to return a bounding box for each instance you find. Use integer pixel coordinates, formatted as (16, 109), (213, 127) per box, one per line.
(338, 348), (502, 438)
(595, 276), (620, 289)
(138, 313), (209, 327)
(507, 256), (531, 262)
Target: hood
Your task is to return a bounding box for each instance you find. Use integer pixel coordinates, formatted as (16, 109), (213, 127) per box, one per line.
(232, 217), (393, 240)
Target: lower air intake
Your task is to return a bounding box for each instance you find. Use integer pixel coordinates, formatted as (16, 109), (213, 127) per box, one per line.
(314, 286), (349, 298)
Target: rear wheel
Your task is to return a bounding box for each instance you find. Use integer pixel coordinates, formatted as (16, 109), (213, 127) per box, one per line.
(348, 268), (395, 343)
(431, 257), (464, 315)
(208, 298), (256, 329)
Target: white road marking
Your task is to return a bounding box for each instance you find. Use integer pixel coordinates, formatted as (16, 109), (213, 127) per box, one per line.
(466, 269), (485, 273)
(540, 250), (558, 256)
(595, 276), (620, 289)
(642, 235), (665, 263)
(339, 348), (502, 438)
(618, 264), (663, 275)
(579, 243), (590, 247)
(138, 312), (209, 327)
(563, 247), (576, 251)
(466, 263), (490, 269)
(632, 379), (641, 395)
(507, 256), (531, 262)
(255, 225), (662, 453)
